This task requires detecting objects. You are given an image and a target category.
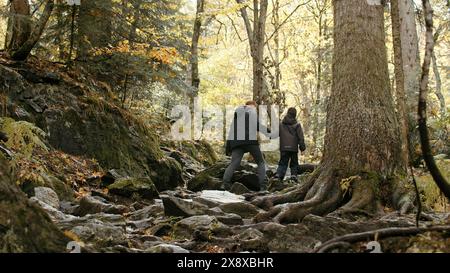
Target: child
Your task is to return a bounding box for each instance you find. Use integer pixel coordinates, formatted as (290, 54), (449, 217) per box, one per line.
(275, 107), (306, 182)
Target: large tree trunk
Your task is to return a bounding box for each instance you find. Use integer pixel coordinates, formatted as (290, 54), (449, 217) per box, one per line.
(0, 155), (69, 252)
(391, 0), (421, 165)
(5, 0), (31, 54)
(77, 0), (112, 60)
(252, 0), (414, 224)
(9, 0), (55, 61)
(325, 1), (402, 176)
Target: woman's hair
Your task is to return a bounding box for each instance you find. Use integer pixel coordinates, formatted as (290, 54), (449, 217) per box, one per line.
(245, 101), (258, 107)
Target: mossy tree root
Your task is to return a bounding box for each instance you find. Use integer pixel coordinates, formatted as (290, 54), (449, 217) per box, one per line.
(250, 168), (320, 210)
(254, 167), (342, 224)
(253, 166), (416, 224)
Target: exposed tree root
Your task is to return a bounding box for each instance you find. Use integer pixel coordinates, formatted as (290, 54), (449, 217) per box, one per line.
(314, 225), (450, 253)
(253, 164), (417, 224)
(254, 167), (342, 223)
(274, 178), (341, 224)
(250, 169), (320, 210)
(332, 175), (382, 218)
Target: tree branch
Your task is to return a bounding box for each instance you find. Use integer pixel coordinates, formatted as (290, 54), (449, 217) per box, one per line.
(315, 225), (450, 253)
(264, 0), (312, 45)
(236, 0), (255, 56)
(10, 0), (55, 61)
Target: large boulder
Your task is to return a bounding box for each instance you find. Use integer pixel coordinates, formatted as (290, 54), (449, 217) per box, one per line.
(216, 213), (244, 226)
(162, 195), (209, 217)
(219, 202), (261, 219)
(195, 190), (246, 208)
(0, 118), (75, 201)
(108, 177), (159, 200)
(33, 187), (60, 209)
(126, 204), (164, 221)
(74, 196), (129, 216)
(66, 219), (127, 248)
(173, 215), (228, 239)
(163, 140), (218, 167)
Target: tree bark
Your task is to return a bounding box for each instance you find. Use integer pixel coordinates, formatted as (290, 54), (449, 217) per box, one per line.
(5, 0), (31, 54)
(323, 0), (403, 176)
(253, 0), (269, 104)
(56, 4), (66, 61)
(191, 0), (205, 91)
(9, 0), (55, 61)
(237, 0), (269, 104)
(268, 0), (286, 111)
(391, 0), (421, 165)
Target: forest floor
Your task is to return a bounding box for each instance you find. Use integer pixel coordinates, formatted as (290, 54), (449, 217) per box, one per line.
(28, 155), (450, 253)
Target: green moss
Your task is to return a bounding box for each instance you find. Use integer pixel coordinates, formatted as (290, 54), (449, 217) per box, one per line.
(108, 177), (159, 200)
(163, 140), (219, 166)
(21, 173), (74, 201)
(416, 159), (450, 211)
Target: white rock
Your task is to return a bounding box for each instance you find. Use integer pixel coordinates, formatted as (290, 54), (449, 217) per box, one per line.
(199, 190), (245, 205)
(33, 187), (60, 209)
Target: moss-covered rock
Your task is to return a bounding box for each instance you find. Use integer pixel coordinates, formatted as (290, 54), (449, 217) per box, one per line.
(21, 173), (74, 201)
(187, 164), (225, 192)
(108, 177), (159, 200)
(163, 140), (218, 167)
(0, 155), (70, 253)
(151, 157), (183, 192)
(0, 63), (183, 191)
(219, 202), (261, 219)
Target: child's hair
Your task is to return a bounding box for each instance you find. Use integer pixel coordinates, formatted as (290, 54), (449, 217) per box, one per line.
(287, 107), (297, 117)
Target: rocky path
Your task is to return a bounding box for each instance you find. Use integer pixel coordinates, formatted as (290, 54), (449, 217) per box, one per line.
(30, 178), (450, 253)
